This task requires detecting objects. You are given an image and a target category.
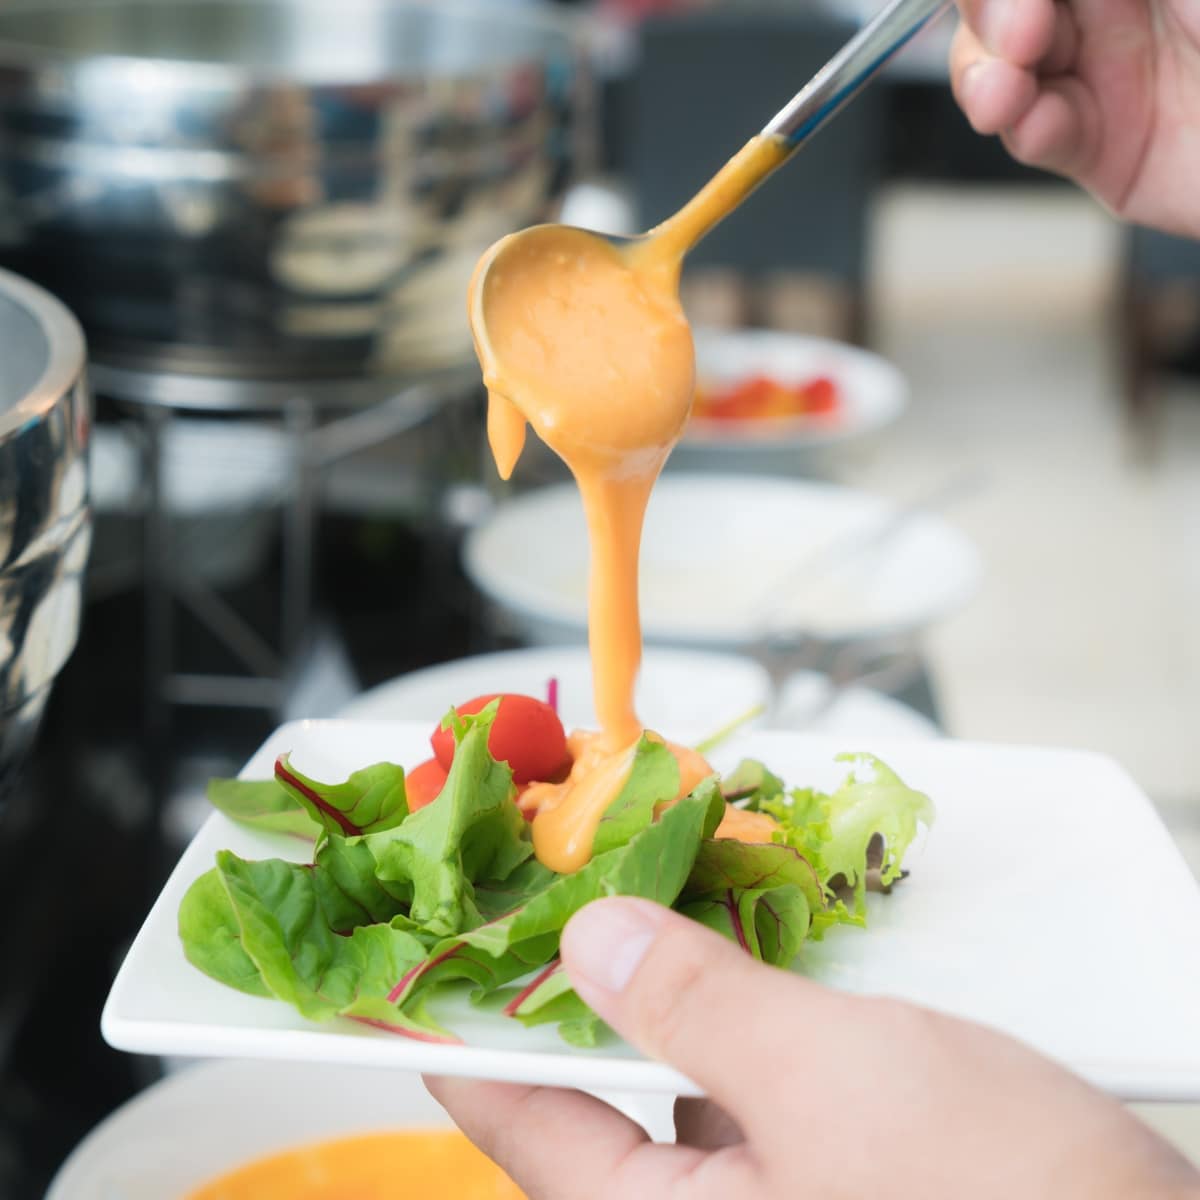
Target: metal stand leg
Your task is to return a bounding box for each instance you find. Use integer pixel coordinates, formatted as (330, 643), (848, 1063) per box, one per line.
(141, 407), (172, 796)
(282, 396), (317, 671)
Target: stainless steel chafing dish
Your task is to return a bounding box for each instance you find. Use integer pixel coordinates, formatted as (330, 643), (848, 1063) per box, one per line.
(0, 0), (580, 380)
(0, 267), (90, 795)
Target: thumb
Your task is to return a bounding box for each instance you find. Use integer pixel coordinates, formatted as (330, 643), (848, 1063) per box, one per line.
(560, 897), (829, 1124)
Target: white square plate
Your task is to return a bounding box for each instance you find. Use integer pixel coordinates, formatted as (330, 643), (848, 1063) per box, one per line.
(103, 720), (1200, 1100)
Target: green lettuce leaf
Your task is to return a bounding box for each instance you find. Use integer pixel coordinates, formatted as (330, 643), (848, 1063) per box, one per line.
(678, 883), (811, 966)
(453, 779), (723, 960)
(274, 756), (409, 838)
(367, 708), (531, 939)
(206, 778), (320, 840)
(177, 867), (272, 998)
(310, 835), (413, 934)
(720, 758), (785, 807)
(180, 850), (431, 1028)
(502, 960), (609, 1046)
(472, 860), (557, 922)
(684, 837), (825, 914)
(592, 735), (681, 856)
(393, 782), (723, 1025)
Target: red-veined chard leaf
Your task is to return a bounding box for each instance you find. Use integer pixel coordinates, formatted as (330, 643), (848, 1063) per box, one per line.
(206, 777), (320, 840)
(274, 756), (409, 838)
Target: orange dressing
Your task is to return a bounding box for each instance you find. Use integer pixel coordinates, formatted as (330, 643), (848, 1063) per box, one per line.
(470, 135), (790, 871)
(714, 805), (781, 843)
(186, 1129), (524, 1200)
(521, 733), (717, 872)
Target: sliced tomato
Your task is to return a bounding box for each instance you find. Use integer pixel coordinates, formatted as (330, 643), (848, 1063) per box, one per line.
(431, 693), (570, 785)
(406, 757), (448, 811)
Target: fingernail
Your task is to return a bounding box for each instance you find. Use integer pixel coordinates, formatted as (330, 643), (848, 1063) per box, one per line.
(980, 0), (1009, 54)
(961, 60), (985, 104)
(561, 898), (665, 994)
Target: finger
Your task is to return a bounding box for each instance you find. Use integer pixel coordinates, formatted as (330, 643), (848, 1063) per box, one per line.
(1040, 3), (1079, 76)
(560, 898), (837, 1128)
(674, 1097), (744, 1152)
(425, 1076), (645, 1199)
(1001, 77), (1095, 178)
(950, 26), (1039, 136)
(954, 0), (1057, 64)
(426, 1075), (758, 1200)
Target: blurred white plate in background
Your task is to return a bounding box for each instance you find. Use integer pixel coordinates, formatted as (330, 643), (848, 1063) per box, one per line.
(338, 646), (769, 734)
(336, 647), (939, 741)
(464, 475), (982, 646)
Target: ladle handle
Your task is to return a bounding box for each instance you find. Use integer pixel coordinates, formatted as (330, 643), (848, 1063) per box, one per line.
(763, 0), (952, 147)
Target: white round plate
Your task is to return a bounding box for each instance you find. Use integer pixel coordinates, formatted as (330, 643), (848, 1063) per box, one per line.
(338, 646), (771, 736)
(683, 327), (907, 449)
(47, 1059), (451, 1200)
(464, 474), (982, 646)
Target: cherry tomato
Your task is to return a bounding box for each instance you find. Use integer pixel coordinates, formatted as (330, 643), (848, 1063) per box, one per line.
(431, 693), (570, 785)
(406, 757), (448, 811)
(695, 373), (840, 423)
(802, 375), (839, 415)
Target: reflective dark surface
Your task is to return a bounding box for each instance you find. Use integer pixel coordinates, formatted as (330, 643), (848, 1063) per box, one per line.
(0, 269), (90, 801)
(0, 0), (580, 377)
(0, 498), (488, 1198)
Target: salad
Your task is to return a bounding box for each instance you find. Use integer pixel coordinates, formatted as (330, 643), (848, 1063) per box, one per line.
(179, 695), (933, 1047)
(692, 373), (841, 424)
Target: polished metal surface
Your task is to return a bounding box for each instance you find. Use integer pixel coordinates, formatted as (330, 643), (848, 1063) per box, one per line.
(0, 0), (580, 379)
(763, 0), (951, 145)
(0, 267), (91, 762)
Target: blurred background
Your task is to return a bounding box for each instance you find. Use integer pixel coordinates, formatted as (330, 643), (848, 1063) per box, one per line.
(1, 0), (1199, 1193)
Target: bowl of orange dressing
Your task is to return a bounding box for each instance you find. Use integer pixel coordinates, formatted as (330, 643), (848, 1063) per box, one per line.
(47, 1061), (533, 1200)
(186, 1128), (523, 1200)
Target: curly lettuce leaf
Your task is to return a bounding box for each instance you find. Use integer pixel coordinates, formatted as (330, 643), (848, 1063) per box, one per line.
(763, 753), (934, 918)
(367, 707), (531, 939)
(274, 756), (409, 838)
(206, 777), (320, 840)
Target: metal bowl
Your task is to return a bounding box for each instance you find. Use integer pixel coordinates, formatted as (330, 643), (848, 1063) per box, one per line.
(0, 267), (90, 793)
(0, 0), (580, 379)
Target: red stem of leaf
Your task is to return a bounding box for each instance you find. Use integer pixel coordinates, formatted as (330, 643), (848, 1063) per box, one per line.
(546, 676), (559, 715)
(724, 890), (750, 953)
(502, 958), (562, 1018)
(387, 943), (463, 1004)
(275, 755), (360, 837)
(349, 1016), (462, 1045)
